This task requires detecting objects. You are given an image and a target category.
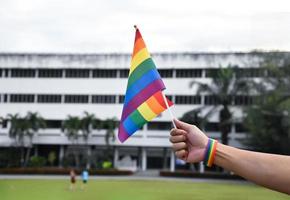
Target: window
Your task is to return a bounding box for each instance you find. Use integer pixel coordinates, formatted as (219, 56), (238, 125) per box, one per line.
(0, 69), (2, 77)
(92, 95), (116, 104)
(4, 69), (9, 77)
(3, 94), (7, 102)
(147, 121), (172, 130)
(175, 95), (201, 104)
(204, 95), (219, 105)
(93, 69), (117, 78)
(45, 120), (62, 128)
(159, 69), (173, 78)
(236, 68), (264, 78)
(64, 95), (89, 103)
(205, 69), (218, 78)
(1, 120), (7, 128)
(10, 94), (35, 103)
(176, 69), (202, 78)
(11, 69), (35, 77)
(65, 69), (90, 78)
(234, 95), (254, 105)
(118, 95), (125, 103)
(39, 69), (63, 78)
(205, 122), (219, 132)
(38, 94), (62, 103)
(119, 69), (129, 78)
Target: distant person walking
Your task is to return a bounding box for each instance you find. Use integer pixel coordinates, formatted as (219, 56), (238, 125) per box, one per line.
(69, 169), (76, 191)
(81, 169), (89, 190)
(170, 119), (290, 195)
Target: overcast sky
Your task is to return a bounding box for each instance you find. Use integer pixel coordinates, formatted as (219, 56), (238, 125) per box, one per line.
(0, 0), (290, 53)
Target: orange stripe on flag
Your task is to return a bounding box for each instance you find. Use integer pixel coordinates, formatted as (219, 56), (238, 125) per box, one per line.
(153, 91), (169, 109)
(146, 95), (165, 115)
(132, 38), (146, 58)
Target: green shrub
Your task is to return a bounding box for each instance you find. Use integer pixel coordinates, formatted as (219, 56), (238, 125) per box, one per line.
(102, 161), (112, 169)
(29, 156), (47, 167)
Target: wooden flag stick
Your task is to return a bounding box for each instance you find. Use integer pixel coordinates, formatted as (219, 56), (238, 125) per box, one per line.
(161, 91), (177, 129)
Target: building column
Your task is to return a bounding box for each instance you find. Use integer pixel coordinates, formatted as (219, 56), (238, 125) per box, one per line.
(113, 147), (119, 168)
(199, 161), (205, 173)
(34, 145), (38, 156)
(59, 145), (64, 167)
(86, 146), (92, 169)
(170, 150), (175, 172)
(141, 147), (147, 171)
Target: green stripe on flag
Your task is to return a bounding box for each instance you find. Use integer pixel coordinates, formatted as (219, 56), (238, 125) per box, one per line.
(128, 58), (156, 88)
(130, 109), (147, 128)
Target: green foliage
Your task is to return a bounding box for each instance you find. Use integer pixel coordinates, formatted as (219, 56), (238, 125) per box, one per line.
(47, 151), (57, 166)
(29, 156), (47, 167)
(190, 65), (249, 144)
(102, 161), (112, 169)
(244, 53), (290, 154)
(62, 116), (82, 141)
(101, 117), (118, 146)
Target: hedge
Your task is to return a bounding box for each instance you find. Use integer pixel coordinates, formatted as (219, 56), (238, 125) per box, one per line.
(0, 167), (133, 175)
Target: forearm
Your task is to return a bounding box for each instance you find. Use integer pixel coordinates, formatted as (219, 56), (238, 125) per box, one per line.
(214, 143), (290, 195)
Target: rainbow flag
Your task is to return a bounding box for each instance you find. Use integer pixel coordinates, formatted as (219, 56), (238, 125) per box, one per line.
(118, 26), (173, 143)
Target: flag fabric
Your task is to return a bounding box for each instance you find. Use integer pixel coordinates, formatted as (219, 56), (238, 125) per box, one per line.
(118, 26), (173, 143)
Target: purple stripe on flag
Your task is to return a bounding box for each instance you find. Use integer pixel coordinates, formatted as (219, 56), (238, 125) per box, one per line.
(118, 123), (130, 143)
(121, 79), (165, 121)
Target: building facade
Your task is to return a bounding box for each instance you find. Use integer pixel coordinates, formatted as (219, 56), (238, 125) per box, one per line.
(0, 52), (286, 171)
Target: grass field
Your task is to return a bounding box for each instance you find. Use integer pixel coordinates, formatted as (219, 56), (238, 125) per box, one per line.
(0, 179), (288, 200)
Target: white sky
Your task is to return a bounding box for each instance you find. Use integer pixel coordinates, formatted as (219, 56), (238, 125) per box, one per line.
(0, 0), (290, 53)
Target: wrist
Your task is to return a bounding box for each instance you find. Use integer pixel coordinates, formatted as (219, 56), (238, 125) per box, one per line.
(203, 138), (218, 167)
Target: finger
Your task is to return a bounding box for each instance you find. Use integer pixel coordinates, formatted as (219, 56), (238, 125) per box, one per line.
(170, 128), (187, 136)
(172, 142), (187, 151)
(174, 119), (194, 132)
(170, 135), (186, 143)
(175, 149), (188, 160)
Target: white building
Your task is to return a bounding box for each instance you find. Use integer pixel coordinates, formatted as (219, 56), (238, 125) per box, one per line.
(0, 52), (286, 171)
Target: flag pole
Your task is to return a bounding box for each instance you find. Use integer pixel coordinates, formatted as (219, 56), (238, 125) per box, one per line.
(161, 91), (177, 129)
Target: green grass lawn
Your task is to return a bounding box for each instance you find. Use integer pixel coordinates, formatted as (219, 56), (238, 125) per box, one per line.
(0, 179), (288, 200)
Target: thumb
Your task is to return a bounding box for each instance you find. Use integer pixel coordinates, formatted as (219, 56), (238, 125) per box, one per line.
(173, 119), (193, 132)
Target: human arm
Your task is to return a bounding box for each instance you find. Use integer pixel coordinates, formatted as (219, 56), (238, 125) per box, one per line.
(170, 119), (290, 195)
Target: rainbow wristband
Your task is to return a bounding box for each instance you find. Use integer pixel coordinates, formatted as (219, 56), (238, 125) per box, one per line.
(203, 138), (218, 167)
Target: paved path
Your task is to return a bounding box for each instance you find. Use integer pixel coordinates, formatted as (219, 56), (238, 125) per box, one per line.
(0, 170), (250, 185)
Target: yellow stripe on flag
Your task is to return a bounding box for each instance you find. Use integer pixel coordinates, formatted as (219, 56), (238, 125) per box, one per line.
(137, 102), (157, 121)
(129, 48), (150, 75)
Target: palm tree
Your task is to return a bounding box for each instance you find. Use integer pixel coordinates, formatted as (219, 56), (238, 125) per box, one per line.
(243, 52), (290, 154)
(80, 111), (101, 169)
(7, 113), (30, 166)
(101, 117), (118, 162)
(62, 115), (82, 167)
(190, 66), (249, 145)
(102, 117), (117, 146)
(24, 112), (46, 166)
(81, 112), (100, 143)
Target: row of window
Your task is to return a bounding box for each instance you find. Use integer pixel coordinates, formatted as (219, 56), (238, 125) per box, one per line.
(0, 118), (246, 133)
(0, 68), (268, 78)
(0, 94), (257, 105)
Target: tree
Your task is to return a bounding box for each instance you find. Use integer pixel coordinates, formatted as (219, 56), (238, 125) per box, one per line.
(101, 117), (118, 161)
(244, 52), (290, 154)
(80, 112), (101, 169)
(7, 113), (28, 166)
(24, 112), (46, 166)
(62, 115), (82, 167)
(190, 66), (249, 145)
(7, 112), (45, 167)
(81, 111), (100, 143)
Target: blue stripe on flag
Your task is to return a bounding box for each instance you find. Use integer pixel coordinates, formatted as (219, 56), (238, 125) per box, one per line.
(124, 69), (161, 105)
(122, 117), (139, 136)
